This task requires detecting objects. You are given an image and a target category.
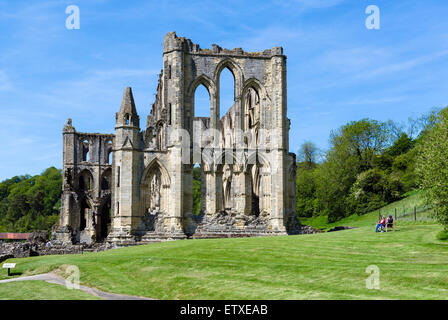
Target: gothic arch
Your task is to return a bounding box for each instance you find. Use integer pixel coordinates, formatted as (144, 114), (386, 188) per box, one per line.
(214, 59), (243, 120)
(105, 139), (113, 164)
(188, 75), (216, 118)
(100, 168), (112, 190)
(141, 158), (171, 187)
(188, 74), (216, 99)
(141, 158), (171, 218)
(80, 138), (91, 162)
(245, 153), (272, 218)
(244, 151), (271, 171)
(241, 79), (270, 136)
(156, 120), (166, 150)
(213, 58), (243, 95)
(96, 193), (111, 241)
(77, 169), (94, 191)
(241, 78), (270, 102)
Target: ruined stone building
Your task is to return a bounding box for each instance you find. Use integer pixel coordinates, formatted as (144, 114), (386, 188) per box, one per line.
(54, 32), (298, 245)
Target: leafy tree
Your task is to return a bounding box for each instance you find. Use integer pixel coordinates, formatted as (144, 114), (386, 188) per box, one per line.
(416, 107), (448, 229)
(297, 141), (319, 169)
(315, 119), (391, 221)
(296, 166), (319, 217)
(386, 133), (414, 157)
(329, 118), (390, 172)
(0, 167), (62, 233)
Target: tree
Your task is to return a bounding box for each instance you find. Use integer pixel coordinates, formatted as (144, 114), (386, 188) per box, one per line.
(416, 107), (448, 229)
(329, 118), (390, 172)
(314, 119), (392, 222)
(0, 167), (62, 233)
(386, 133), (414, 157)
(296, 165), (319, 217)
(297, 141), (319, 169)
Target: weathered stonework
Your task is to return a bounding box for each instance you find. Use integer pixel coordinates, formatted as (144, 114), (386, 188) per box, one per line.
(55, 32), (299, 245)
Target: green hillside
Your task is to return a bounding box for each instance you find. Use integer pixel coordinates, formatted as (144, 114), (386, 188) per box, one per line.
(299, 191), (435, 231)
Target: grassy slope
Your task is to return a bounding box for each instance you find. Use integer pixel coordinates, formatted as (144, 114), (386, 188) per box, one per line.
(0, 281), (102, 300)
(299, 191), (434, 230)
(1, 221), (447, 299)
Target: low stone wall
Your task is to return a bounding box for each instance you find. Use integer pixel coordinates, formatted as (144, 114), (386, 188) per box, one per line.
(0, 225), (322, 260)
(0, 231), (115, 260)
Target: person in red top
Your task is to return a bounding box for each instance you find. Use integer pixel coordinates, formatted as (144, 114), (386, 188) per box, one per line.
(375, 216), (386, 232)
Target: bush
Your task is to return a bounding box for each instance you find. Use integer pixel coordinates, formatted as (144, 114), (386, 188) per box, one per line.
(348, 169), (402, 215)
(436, 230), (448, 241)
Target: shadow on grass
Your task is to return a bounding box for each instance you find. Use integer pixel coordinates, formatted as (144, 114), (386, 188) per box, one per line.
(1, 271), (23, 278)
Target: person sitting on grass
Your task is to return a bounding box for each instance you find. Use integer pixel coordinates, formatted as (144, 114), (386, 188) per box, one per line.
(375, 216), (386, 232)
(386, 215), (394, 231)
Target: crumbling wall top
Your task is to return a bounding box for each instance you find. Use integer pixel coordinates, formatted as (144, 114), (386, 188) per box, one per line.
(163, 32), (284, 58)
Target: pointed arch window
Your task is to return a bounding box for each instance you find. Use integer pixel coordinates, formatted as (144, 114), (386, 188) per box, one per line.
(194, 84), (211, 118)
(219, 67), (235, 118)
(82, 139), (90, 162)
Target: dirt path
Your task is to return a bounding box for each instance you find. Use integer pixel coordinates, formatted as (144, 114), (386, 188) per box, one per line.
(0, 273), (153, 300)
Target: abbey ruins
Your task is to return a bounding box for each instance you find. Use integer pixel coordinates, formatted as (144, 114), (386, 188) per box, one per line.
(54, 32), (299, 245)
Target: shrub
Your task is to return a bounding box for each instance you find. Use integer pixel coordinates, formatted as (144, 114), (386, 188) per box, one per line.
(436, 230), (448, 241)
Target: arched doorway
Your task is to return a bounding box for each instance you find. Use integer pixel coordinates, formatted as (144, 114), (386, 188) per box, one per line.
(79, 198), (90, 231)
(246, 154), (271, 217)
(141, 160), (171, 231)
(96, 198), (111, 241)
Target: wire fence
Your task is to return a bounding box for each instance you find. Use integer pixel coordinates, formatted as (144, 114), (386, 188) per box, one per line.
(378, 205), (438, 222)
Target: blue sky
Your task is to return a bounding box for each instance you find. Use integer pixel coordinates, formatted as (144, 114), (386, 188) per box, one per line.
(0, 0), (447, 181)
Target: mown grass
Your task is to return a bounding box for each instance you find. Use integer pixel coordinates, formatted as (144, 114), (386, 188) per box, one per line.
(0, 280), (102, 300)
(1, 222), (447, 300)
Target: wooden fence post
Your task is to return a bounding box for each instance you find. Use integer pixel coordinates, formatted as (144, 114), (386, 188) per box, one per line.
(414, 206), (416, 221)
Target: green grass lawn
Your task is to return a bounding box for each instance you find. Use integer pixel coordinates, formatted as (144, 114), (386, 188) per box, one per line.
(0, 281), (102, 300)
(1, 221), (447, 299)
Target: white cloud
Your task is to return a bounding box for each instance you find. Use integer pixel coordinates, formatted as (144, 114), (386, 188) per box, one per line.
(355, 50), (448, 80)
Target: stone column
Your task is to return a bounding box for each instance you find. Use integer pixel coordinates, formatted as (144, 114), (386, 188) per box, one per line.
(203, 169), (223, 216)
(232, 166), (252, 215)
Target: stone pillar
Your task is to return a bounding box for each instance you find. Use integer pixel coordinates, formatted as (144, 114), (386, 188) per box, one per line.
(269, 50), (288, 232)
(233, 166), (252, 215)
(203, 169), (223, 216)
